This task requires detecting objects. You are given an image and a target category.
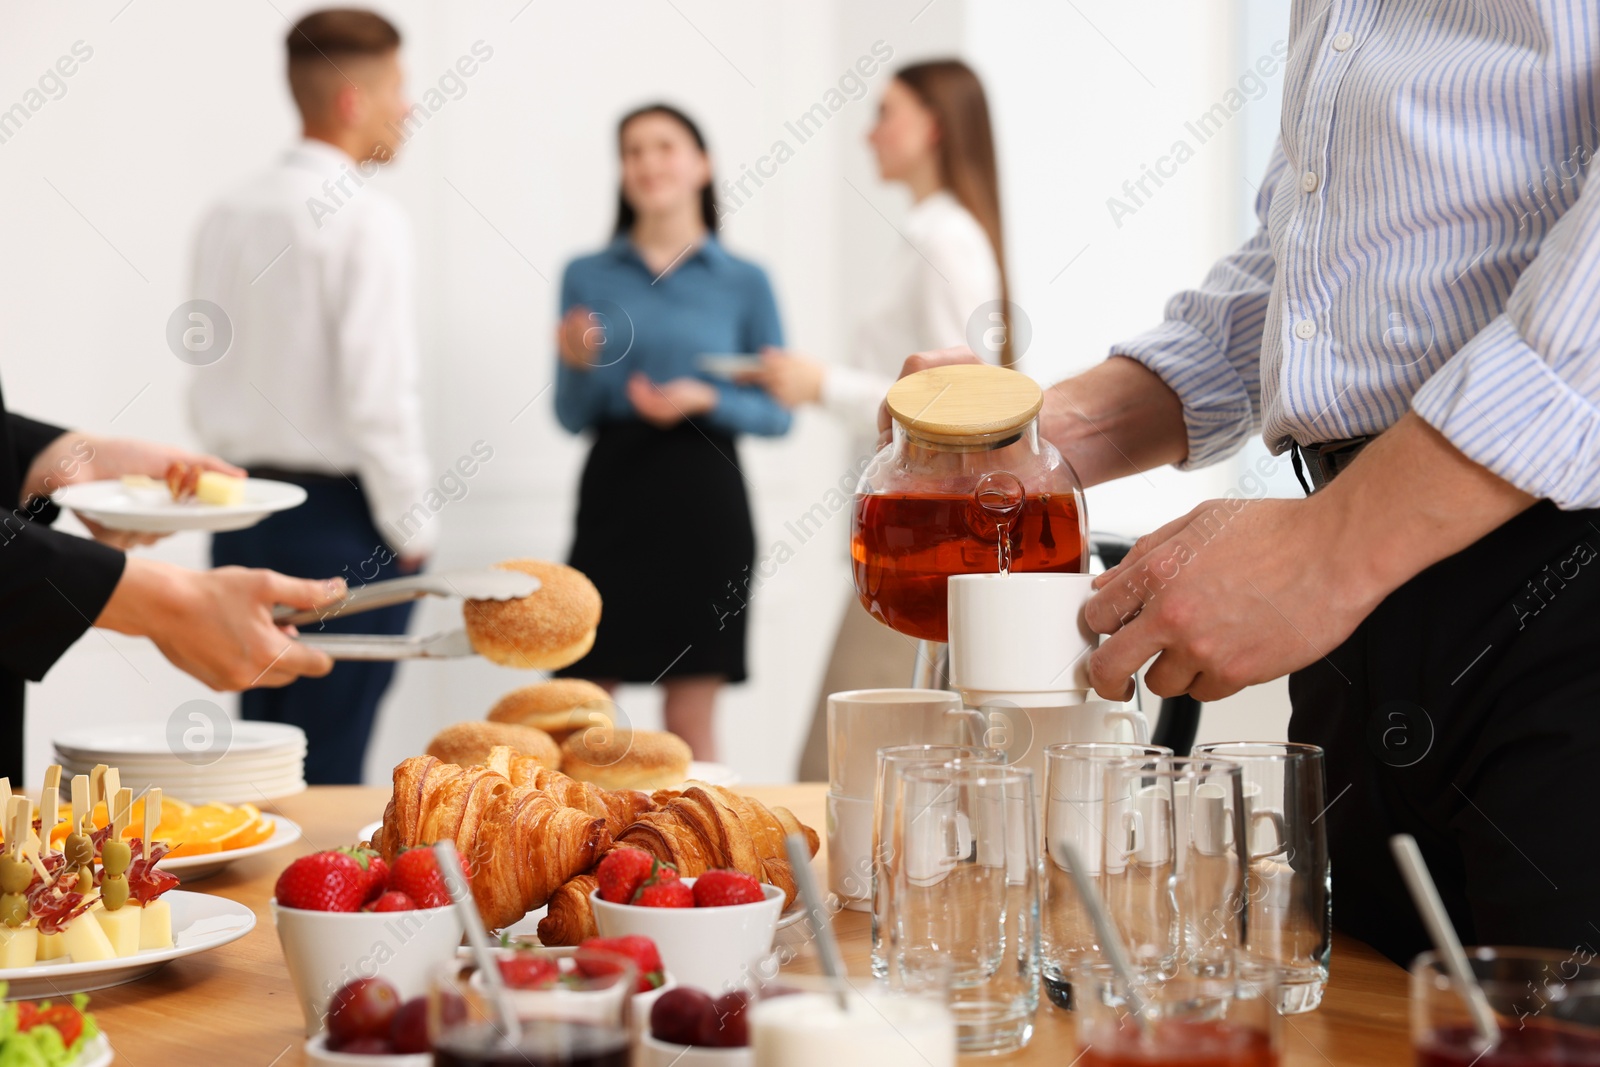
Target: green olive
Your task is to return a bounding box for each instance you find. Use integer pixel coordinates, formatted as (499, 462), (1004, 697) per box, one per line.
(101, 840), (131, 878)
(0, 857), (30, 894)
(101, 876), (128, 911)
(75, 867), (93, 895)
(63, 834), (92, 868)
(0, 894), (26, 927)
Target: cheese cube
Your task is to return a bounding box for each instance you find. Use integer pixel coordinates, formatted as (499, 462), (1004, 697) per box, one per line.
(0, 926), (38, 968)
(195, 471), (245, 506)
(61, 913), (115, 962)
(35, 930), (65, 961)
(139, 899), (172, 950)
(96, 905), (141, 957)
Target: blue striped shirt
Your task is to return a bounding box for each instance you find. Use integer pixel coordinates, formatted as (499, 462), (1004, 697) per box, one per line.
(1114, 0), (1600, 509)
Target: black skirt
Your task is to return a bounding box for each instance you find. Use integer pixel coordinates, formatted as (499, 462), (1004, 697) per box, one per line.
(557, 419), (755, 684)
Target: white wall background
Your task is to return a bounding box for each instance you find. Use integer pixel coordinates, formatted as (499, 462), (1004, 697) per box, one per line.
(8, 0), (1293, 784)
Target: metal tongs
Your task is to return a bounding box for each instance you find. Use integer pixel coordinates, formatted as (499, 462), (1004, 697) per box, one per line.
(275, 568), (540, 660)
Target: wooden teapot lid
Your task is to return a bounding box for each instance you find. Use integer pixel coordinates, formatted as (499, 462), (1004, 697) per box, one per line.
(885, 364), (1043, 441)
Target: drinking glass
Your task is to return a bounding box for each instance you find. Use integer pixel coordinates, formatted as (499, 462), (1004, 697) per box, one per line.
(429, 946), (634, 1066)
(1040, 741), (1172, 1008)
(1072, 955), (1281, 1067)
(1193, 741), (1331, 1013)
(891, 761), (1041, 1055)
(1412, 947), (1600, 1066)
(871, 743), (1000, 978)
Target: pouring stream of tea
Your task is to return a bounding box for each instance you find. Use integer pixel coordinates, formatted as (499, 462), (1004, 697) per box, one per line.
(973, 471), (1026, 574)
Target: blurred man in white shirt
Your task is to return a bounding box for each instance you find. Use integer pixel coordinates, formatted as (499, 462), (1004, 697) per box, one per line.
(188, 8), (432, 784)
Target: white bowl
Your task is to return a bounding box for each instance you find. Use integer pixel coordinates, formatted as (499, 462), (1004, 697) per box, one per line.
(303, 1034), (429, 1066)
(271, 900), (464, 1037)
(589, 878), (783, 994)
(465, 945), (677, 1040)
(639, 1033), (752, 1067)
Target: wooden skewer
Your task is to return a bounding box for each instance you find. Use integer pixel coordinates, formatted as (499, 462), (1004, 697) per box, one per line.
(38, 769), (60, 859)
(111, 788), (132, 839)
(71, 775), (90, 835)
(144, 787), (162, 863)
(89, 765), (107, 818)
(102, 767), (122, 818)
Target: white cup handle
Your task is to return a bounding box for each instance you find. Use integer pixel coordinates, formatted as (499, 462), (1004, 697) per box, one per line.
(1250, 809), (1289, 859)
(1105, 707), (1151, 743)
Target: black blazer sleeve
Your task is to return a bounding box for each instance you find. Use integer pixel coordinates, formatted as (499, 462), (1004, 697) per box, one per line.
(0, 409), (125, 681)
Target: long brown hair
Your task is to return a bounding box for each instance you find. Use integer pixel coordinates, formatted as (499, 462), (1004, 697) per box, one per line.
(893, 60), (1012, 366)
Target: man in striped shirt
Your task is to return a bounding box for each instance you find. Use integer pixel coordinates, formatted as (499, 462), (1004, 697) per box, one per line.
(906, 3), (1598, 964)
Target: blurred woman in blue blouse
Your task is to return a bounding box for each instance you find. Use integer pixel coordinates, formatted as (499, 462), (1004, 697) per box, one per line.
(553, 103), (790, 760)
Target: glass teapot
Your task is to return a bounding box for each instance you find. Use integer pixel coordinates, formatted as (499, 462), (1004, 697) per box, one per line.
(850, 364), (1087, 643)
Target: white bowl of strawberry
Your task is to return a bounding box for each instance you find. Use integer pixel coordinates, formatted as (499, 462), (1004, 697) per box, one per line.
(271, 845), (466, 1038)
(588, 849), (783, 994)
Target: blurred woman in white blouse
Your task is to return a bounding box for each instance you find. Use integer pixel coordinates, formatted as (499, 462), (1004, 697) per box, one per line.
(748, 59), (1009, 779)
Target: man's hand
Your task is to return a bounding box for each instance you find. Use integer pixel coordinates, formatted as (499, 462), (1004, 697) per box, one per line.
(27, 432), (247, 549)
(746, 347), (824, 409)
(1081, 414), (1536, 703)
(97, 558), (342, 689)
(1082, 495), (1379, 702)
(627, 373), (716, 429)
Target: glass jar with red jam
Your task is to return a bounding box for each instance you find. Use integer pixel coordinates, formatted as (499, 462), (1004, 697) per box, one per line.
(850, 364), (1087, 643)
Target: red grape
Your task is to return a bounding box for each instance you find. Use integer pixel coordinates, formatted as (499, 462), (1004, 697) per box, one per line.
(327, 977), (400, 1045)
(650, 987), (717, 1046)
(389, 997), (430, 1054)
(710, 991), (750, 1047)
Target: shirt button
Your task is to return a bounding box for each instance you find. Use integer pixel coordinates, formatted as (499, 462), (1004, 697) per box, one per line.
(1301, 172), (1319, 193)
(1294, 319), (1317, 341)
(1331, 31), (1355, 51)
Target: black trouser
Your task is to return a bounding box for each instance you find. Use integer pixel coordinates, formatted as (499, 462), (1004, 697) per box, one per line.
(211, 469), (414, 785)
(1289, 500), (1600, 966)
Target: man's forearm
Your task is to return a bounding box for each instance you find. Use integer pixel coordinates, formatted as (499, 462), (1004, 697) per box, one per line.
(1317, 412), (1537, 603)
(1041, 356), (1189, 487)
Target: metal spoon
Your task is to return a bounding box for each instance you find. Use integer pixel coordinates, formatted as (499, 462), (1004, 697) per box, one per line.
(1391, 834), (1499, 1052)
(433, 840), (522, 1048)
(1059, 840), (1153, 1036)
(786, 832), (851, 1012)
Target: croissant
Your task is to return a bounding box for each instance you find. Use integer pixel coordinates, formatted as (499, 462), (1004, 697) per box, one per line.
(482, 746), (655, 836)
(536, 873), (598, 946)
(378, 755), (611, 930)
(471, 786), (610, 930)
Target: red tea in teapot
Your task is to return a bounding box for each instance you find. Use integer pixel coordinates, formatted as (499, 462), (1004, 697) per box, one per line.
(851, 490), (1084, 642)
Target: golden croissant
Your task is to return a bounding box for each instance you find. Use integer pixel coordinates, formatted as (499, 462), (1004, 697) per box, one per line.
(378, 754), (610, 929)
(538, 782), (820, 946)
(482, 746), (654, 837)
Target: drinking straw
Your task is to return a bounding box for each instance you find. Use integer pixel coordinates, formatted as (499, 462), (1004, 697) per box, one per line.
(786, 832), (851, 1012)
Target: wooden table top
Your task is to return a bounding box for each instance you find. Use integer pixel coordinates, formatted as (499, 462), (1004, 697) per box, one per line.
(77, 784), (1414, 1065)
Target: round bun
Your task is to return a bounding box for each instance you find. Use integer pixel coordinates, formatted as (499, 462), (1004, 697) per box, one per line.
(560, 729), (691, 791)
(463, 559), (602, 670)
(487, 679), (615, 742)
(426, 720), (560, 770)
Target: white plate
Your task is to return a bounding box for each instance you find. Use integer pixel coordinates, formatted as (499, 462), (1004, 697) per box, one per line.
(54, 721), (306, 759)
(695, 353), (763, 380)
(53, 477), (307, 534)
(0, 890), (256, 999)
(158, 813), (302, 882)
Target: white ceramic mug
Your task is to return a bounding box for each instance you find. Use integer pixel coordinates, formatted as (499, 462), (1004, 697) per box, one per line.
(826, 689), (980, 799)
(947, 573), (1099, 708)
(985, 702), (1151, 808)
(826, 792), (875, 910)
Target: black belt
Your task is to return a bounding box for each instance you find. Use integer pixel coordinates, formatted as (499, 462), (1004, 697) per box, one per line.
(1289, 435), (1372, 495)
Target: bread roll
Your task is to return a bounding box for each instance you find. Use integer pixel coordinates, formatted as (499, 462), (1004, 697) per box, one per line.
(487, 679), (615, 742)
(463, 559), (602, 670)
(560, 729), (691, 791)
(426, 721), (560, 770)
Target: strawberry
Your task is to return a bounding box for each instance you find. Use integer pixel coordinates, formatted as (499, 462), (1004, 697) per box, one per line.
(387, 845), (469, 909)
(343, 846), (389, 904)
(274, 850), (370, 912)
(596, 848), (669, 904)
(365, 891), (416, 913)
(578, 935), (665, 993)
(497, 954), (560, 990)
(692, 869), (765, 908)
(634, 879), (693, 908)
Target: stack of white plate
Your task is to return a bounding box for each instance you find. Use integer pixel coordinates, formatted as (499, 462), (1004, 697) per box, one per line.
(52, 722), (308, 804)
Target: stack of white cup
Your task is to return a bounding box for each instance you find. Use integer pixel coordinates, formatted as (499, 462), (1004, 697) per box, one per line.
(824, 689), (981, 911)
